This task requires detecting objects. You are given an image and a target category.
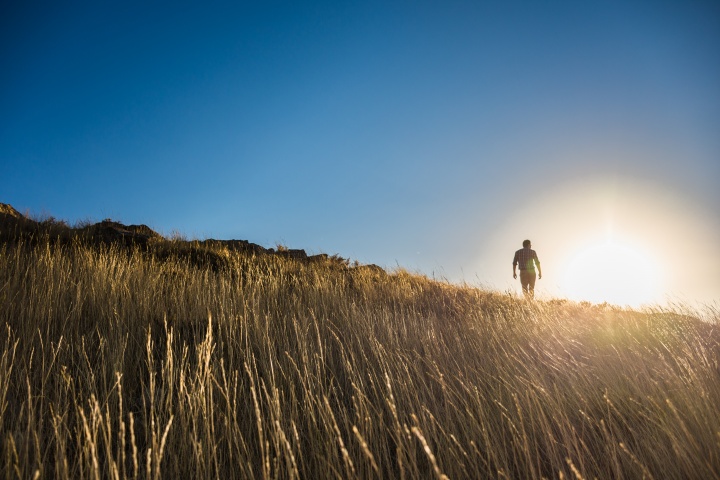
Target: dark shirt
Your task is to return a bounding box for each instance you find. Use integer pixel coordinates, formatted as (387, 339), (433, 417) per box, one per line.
(513, 248), (540, 272)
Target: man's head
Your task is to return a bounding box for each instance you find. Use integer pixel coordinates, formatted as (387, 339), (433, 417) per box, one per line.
(523, 239), (531, 248)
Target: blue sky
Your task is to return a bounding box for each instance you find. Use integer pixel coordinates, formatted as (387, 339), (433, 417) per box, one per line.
(2, 1), (719, 305)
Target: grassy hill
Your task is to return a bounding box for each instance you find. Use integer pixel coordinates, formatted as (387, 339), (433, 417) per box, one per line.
(1, 204), (718, 479)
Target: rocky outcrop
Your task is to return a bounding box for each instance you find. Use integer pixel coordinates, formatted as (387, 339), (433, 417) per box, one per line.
(0, 203), (23, 219)
(275, 248), (308, 260)
(79, 220), (161, 246)
(199, 239), (269, 255)
(352, 264), (386, 276)
(0, 202), (387, 274)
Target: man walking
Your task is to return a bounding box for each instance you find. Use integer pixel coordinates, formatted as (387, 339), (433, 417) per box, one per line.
(513, 239), (542, 299)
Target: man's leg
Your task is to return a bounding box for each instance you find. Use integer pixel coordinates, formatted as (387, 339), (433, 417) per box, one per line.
(527, 271), (536, 299)
(520, 270), (530, 298)
(520, 270), (536, 299)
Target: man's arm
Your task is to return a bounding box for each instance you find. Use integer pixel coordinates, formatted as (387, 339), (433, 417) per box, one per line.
(512, 252), (518, 279)
(535, 253), (542, 280)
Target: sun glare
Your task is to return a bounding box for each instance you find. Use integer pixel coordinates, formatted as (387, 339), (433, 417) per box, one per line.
(561, 241), (661, 307)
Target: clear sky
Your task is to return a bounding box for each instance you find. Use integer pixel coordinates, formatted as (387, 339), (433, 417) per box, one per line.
(2, 1), (719, 307)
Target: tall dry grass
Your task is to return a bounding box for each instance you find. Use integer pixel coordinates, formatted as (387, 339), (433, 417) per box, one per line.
(0, 236), (718, 479)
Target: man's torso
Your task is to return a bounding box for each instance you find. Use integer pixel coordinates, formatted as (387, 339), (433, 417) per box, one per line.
(514, 248), (538, 271)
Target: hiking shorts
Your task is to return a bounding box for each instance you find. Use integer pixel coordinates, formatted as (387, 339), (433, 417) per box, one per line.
(519, 270), (537, 296)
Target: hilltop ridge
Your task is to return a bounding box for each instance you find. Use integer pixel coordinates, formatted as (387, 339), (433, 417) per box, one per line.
(0, 202), (384, 274)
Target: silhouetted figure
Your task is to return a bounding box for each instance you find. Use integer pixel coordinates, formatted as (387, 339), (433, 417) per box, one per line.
(513, 239), (542, 299)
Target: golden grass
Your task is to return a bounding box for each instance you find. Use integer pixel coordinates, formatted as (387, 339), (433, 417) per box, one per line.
(0, 236), (718, 479)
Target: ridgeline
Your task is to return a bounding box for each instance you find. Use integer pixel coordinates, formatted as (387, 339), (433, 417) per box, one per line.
(0, 202), (384, 274)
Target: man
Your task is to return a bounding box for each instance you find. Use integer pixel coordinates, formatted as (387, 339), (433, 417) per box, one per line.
(513, 239), (542, 299)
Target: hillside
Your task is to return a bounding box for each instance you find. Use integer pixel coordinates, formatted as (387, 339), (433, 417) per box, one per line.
(0, 203), (718, 479)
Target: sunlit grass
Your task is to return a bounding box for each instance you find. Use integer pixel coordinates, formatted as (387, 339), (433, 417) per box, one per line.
(0, 230), (718, 478)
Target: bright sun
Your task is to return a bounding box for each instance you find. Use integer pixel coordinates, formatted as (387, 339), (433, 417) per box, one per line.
(561, 241), (662, 307)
